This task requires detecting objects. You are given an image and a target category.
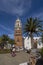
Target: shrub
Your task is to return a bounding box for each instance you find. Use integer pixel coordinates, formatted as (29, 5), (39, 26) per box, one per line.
(40, 48), (43, 58)
(0, 49), (10, 54)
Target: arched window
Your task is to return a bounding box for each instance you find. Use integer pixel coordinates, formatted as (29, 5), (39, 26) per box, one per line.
(17, 38), (20, 42)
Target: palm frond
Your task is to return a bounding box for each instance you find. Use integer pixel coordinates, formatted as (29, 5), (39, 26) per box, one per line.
(24, 17), (43, 35)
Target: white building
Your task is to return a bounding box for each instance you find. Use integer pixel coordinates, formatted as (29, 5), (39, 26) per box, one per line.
(24, 37), (43, 50)
(24, 37), (32, 50)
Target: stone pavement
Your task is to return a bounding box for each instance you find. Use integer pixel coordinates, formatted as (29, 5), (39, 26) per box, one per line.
(0, 51), (29, 65)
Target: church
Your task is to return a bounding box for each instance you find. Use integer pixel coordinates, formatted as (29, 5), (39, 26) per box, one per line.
(14, 18), (43, 51)
(24, 37), (43, 51)
(14, 18), (23, 51)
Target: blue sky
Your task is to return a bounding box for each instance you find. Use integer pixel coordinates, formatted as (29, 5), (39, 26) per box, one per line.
(0, 0), (43, 39)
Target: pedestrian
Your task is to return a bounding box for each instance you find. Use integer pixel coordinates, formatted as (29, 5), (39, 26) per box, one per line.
(11, 46), (16, 57)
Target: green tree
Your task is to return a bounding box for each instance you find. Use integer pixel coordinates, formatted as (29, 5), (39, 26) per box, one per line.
(40, 48), (43, 58)
(41, 33), (43, 44)
(8, 39), (15, 45)
(0, 35), (9, 49)
(0, 37), (2, 48)
(24, 17), (43, 48)
(0, 37), (2, 43)
(0, 34), (16, 49)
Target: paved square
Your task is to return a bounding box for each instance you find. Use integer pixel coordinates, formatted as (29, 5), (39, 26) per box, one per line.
(0, 51), (29, 65)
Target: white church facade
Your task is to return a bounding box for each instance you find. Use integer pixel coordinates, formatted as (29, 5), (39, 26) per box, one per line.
(24, 37), (43, 50)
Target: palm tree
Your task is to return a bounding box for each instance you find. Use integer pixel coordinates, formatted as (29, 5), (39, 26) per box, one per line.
(1, 34), (10, 49)
(24, 17), (43, 48)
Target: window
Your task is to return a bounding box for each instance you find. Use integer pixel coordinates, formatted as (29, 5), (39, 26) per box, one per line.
(15, 34), (22, 36)
(17, 38), (19, 42)
(39, 42), (41, 45)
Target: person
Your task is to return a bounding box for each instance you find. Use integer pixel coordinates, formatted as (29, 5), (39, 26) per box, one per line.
(11, 46), (16, 57)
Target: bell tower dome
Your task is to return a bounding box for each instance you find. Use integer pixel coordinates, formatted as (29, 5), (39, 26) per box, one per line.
(14, 18), (23, 50)
(15, 18), (22, 30)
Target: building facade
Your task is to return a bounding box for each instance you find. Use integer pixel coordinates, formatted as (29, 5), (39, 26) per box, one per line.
(24, 37), (43, 50)
(14, 18), (23, 50)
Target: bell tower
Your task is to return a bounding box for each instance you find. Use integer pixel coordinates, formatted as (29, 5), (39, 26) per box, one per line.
(14, 18), (23, 49)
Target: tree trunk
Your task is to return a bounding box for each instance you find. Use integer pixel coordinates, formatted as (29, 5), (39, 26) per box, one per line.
(30, 32), (33, 49)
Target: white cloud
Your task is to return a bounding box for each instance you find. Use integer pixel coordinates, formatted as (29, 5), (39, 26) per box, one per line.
(8, 34), (14, 39)
(0, 24), (14, 39)
(0, 0), (32, 16)
(0, 24), (14, 33)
